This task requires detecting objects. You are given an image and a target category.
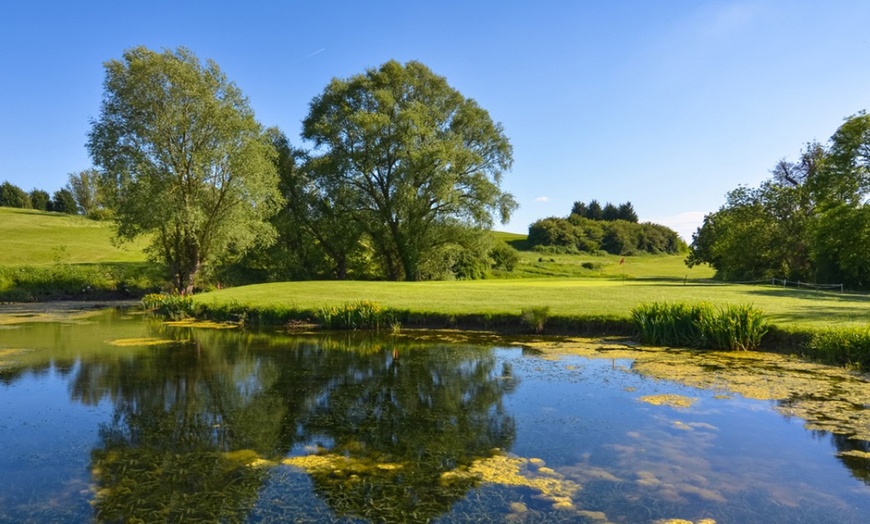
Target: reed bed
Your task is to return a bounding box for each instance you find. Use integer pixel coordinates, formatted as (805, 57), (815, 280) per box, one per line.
(631, 302), (768, 351)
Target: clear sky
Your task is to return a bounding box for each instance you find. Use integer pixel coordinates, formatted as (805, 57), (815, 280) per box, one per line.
(2, 1), (869, 240)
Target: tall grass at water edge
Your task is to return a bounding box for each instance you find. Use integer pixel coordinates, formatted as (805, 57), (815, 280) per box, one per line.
(143, 294), (400, 330)
(315, 301), (399, 330)
(808, 327), (870, 370)
(631, 302), (768, 351)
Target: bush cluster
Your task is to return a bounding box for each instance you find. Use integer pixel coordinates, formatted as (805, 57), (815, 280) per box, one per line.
(631, 302), (768, 351)
(528, 215), (685, 256)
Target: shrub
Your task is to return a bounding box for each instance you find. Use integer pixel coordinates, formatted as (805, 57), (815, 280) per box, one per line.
(521, 306), (551, 334)
(631, 302), (767, 351)
(490, 242), (520, 271)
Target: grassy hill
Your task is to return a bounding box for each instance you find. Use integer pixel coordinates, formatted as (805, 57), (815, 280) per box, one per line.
(0, 207), (153, 300)
(492, 230), (713, 280)
(0, 207), (146, 265)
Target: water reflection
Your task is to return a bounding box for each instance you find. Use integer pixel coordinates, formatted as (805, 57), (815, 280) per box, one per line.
(3, 311), (870, 523)
(74, 324), (517, 522)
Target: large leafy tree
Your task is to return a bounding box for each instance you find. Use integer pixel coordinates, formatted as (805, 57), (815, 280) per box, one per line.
(271, 130), (365, 280)
(815, 112), (870, 205)
(87, 47), (281, 293)
(302, 60), (517, 281)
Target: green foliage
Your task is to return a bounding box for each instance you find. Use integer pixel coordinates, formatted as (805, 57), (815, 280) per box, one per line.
(0, 181), (31, 208)
(528, 217), (579, 249)
(87, 46), (282, 293)
(817, 111), (870, 205)
(528, 215), (684, 255)
(28, 189), (50, 211)
(67, 168), (106, 218)
(141, 292), (196, 319)
(808, 326), (870, 370)
(0, 264), (158, 301)
(520, 306), (550, 333)
(687, 181), (813, 281)
(315, 301), (398, 330)
(489, 242), (520, 271)
(687, 115), (870, 290)
(571, 199), (638, 222)
(631, 302), (767, 351)
(264, 129), (367, 281)
(50, 188), (77, 214)
(302, 60), (517, 281)
(811, 204), (870, 288)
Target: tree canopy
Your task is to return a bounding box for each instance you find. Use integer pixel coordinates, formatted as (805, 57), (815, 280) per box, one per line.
(301, 60), (517, 281)
(87, 46), (281, 293)
(528, 200), (683, 255)
(687, 113), (870, 288)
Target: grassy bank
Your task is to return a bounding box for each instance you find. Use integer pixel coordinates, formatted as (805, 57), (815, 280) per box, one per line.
(162, 278), (870, 368)
(192, 279), (870, 330)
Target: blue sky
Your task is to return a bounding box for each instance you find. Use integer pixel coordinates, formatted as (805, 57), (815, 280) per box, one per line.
(2, 1), (869, 240)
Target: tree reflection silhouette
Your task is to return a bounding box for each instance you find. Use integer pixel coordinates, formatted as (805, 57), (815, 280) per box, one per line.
(77, 326), (516, 523)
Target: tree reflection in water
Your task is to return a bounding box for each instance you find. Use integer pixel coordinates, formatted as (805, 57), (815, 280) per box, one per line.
(80, 326), (517, 523)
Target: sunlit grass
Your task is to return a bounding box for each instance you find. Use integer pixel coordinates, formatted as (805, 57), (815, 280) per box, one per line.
(0, 207), (147, 266)
(195, 278), (870, 330)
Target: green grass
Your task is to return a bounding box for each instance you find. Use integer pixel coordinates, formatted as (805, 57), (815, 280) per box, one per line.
(0, 207), (156, 300)
(495, 250), (714, 280)
(0, 207), (146, 266)
(194, 278), (870, 330)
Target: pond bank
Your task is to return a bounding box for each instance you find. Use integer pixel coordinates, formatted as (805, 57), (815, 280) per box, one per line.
(0, 299), (859, 372)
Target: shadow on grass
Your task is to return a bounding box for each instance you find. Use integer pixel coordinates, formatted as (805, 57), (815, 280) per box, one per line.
(744, 287), (870, 304)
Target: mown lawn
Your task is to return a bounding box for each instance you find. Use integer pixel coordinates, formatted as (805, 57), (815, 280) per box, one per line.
(195, 278), (870, 330)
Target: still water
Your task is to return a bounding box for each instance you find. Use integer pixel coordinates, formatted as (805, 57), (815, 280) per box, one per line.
(1, 308), (869, 523)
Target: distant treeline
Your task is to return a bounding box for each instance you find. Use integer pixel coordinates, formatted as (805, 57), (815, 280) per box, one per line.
(0, 169), (105, 218)
(528, 201), (686, 255)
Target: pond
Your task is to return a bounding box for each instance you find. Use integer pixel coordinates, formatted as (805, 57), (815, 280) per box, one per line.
(1, 307), (870, 523)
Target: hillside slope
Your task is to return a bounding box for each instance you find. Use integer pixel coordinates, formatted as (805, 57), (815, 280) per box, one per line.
(0, 207), (146, 266)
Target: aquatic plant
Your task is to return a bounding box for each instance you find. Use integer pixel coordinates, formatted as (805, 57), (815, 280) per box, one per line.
(315, 301), (399, 330)
(631, 302), (767, 351)
(141, 292), (195, 319)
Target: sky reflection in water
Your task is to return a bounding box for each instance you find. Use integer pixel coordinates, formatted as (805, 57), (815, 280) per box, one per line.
(0, 309), (869, 523)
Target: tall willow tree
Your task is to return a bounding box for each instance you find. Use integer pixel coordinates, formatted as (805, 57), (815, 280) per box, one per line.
(302, 60), (517, 281)
(88, 47), (281, 293)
